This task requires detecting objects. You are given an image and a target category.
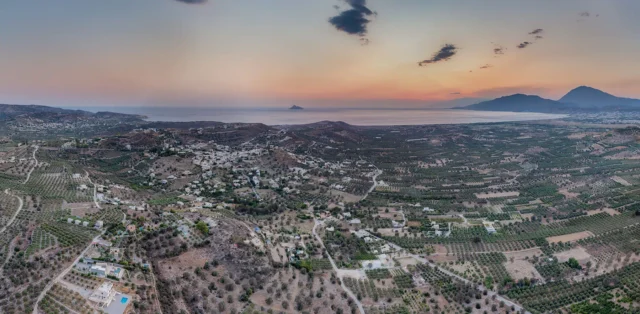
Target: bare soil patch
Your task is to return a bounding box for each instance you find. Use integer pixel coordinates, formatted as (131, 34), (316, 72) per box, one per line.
(475, 191), (519, 199)
(587, 208), (619, 216)
(559, 189), (579, 199)
(546, 231), (593, 244)
(554, 247), (593, 264)
(504, 259), (544, 282)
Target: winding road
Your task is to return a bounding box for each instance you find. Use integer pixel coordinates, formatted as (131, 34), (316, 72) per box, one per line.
(84, 170), (102, 209)
(312, 219), (365, 314)
(360, 167), (382, 201)
(31, 232), (105, 314)
(32, 213), (126, 314)
(365, 231), (530, 314)
(0, 190), (23, 235)
(23, 145), (39, 184)
(0, 145), (37, 235)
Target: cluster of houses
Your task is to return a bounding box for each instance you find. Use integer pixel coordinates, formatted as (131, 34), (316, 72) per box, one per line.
(66, 217), (103, 229)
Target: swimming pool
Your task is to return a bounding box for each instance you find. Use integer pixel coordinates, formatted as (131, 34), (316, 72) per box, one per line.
(120, 297), (128, 304)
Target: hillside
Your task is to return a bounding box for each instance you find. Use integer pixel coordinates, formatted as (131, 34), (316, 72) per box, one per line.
(559, 86), (640, 109)
(0, 103), (144, 122)
(460, 94), (569, 113)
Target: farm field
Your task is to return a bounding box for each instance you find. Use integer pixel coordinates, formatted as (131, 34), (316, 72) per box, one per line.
(2, 110), (640, 314)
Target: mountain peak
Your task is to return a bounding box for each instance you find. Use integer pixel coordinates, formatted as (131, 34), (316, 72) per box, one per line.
(460, 93), (566, 113)
(560, 86), (639, 108)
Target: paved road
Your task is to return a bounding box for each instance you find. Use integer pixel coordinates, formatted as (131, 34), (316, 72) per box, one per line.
(32, 214), (126, 314)
(32, 232), (105, 314)
(84, 170), (102, 210)
(312, 220), (365, 314)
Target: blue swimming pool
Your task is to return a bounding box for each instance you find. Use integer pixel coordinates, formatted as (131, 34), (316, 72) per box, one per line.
(121, 297), (128, 304)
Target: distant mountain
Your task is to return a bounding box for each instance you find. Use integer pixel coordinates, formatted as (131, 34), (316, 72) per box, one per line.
(0, 103), (145, 122)
(289, 105), (304, 110)
(460, 86), (640, 113)
(559, 86), (640, 109)
(459, 94), (569, 113)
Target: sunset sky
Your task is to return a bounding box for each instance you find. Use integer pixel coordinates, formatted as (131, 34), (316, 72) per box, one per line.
(1, 0), (639, 108)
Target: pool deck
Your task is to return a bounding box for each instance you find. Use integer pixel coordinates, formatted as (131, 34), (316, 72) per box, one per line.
(104, 293), (131, 314)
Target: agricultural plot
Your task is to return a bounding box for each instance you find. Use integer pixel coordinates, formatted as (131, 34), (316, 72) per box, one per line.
(401, 291), (430, 313)
(384, 211), (640, 255)
(63, 270), (104, 290)
(457, 252), (511, 288)
(343, 277), (402, 302)
(25, 228), (57, 257)
(535, 261), (572, 281)
(309, 258), (332, 270)
(391, 269), (415, 289)
(44, 283), (94, 314)
(507, 261), (640, 313)
(0, 191), (19, 227)
(361, 217), (393, 229)
(365, 268), (392, 280)
(22, 164), (93, 203)
(16, 209), (70, 223)
(41, 222), (98, 247)
(85, 208), (124, 225)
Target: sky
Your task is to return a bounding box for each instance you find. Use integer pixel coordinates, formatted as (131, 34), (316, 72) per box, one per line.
(1, 0), (639, 108)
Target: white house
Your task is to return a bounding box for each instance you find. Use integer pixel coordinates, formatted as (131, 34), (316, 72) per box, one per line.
(484, 223), (497, 234)
(89, 282), (117, 307)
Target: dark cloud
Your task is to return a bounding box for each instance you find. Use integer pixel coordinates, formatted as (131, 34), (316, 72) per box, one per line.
(529, 28), (544, 35)
(174, 0), (207, 4)
(329, 0), (375, 37)
(579, 11), (590, 17)
(517, 41), (532, 49)
(418, 44), (458, 66)
(479, 64), (492, 69)
(534, 35), (543, 40)
(492, 43), (506, 55)
(333, 5), (340, 10)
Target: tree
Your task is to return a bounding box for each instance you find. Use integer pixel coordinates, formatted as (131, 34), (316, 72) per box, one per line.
(195, 221), (209, 235)
(567, 257), (581, 269)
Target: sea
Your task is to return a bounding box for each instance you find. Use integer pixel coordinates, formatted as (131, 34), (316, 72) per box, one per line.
(70, 107), (567, 126)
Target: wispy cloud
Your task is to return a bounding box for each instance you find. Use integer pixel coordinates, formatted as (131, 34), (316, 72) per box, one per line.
(174, 0), (207, 4)
(577, 11), (599, 22)
(492, 43), (506, 56)
(517, 41), (532, 49)
(329, 0), (376, 38)
(479, 64), (492, 69)
(418, 44), (458, 67)
(529, 28), (544, 35)
(450, 92), (461, 95)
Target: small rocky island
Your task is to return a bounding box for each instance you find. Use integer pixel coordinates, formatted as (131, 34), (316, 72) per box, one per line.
(289, 105), (304, 110)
